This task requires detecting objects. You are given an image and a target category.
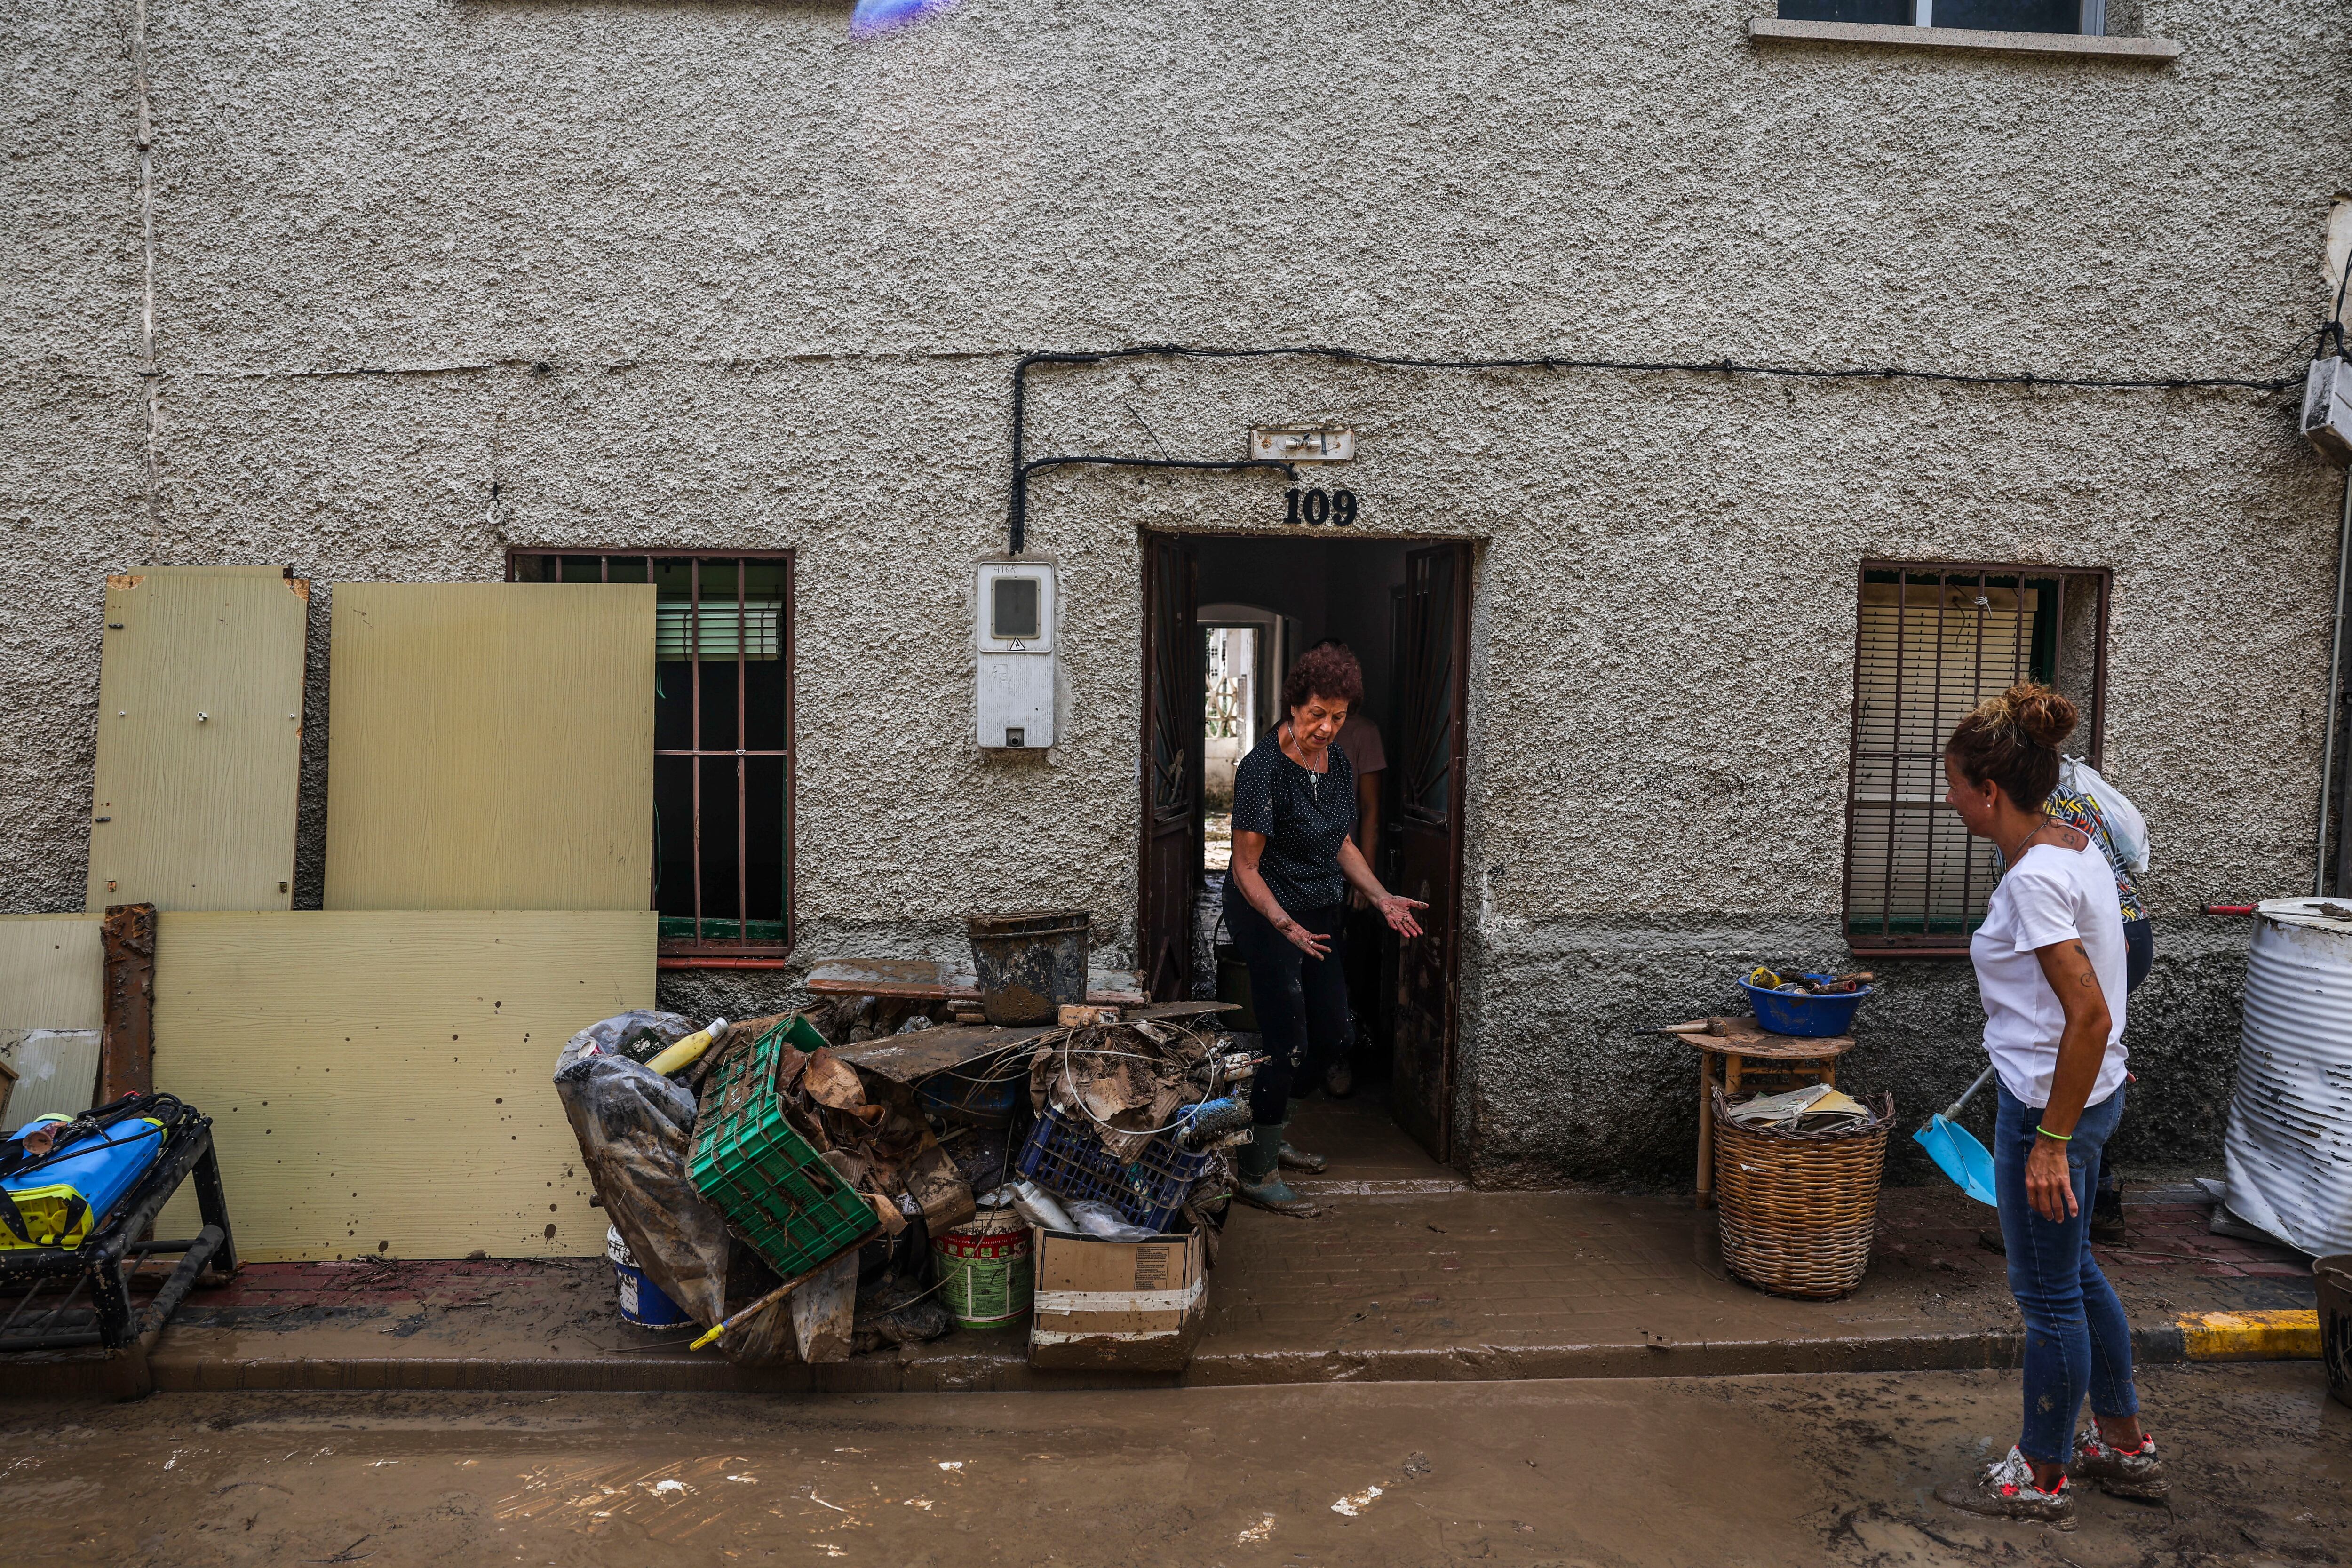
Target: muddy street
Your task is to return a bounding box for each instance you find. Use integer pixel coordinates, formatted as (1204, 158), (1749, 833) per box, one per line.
(3, 1365), (2343, 1568)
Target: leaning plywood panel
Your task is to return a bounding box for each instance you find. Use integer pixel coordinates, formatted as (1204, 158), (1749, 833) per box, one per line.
(0, 914), (105, 1030)
(325, 583), (654, 911)
(151, 909), (655, 1259)
(0, 1031), (101, 1125)
(86, 572), (309, 911)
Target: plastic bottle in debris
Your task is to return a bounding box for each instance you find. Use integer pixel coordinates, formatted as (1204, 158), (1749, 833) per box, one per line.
(1175, 1096), (1253, 1150)
(644, 1018), (729, 1076)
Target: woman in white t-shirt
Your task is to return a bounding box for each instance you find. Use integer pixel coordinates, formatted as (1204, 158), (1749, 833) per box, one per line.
(1933, 683), (2166, 1524)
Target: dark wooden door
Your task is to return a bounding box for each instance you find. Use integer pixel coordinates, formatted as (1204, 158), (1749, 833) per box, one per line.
(1139, 533), (1201, 1002)
(1392, 542), (1470, 1163)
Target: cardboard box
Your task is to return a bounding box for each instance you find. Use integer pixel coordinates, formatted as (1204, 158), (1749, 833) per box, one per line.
(1026, 1223), (1208, 1372)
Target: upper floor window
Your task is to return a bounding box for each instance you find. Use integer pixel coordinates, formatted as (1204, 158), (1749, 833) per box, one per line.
(1779, 1), (2103, 34)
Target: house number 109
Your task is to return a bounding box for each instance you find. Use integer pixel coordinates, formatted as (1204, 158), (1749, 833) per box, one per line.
(1283, 487), (1359, 527)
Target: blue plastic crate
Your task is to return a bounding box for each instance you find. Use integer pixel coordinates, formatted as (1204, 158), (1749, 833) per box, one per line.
(1016, 1105), (1213, 1233)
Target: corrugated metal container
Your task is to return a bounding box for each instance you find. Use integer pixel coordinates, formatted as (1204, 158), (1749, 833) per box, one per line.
(2225, 898), (2352, 1255)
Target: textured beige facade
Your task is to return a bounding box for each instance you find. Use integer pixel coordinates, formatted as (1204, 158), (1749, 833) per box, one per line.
(4, 0), (2347, 1183)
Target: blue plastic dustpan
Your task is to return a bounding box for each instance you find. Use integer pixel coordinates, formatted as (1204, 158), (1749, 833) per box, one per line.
(1913, 1066), (1998, 1208)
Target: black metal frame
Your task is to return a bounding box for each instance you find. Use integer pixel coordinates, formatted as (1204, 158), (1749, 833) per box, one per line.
(0, 1113), (236, 1352)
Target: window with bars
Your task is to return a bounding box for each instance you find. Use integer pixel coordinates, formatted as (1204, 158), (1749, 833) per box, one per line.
(509, 550), (795, 956)
(1843, 562), (2108, 955)
(1778, 0), (2099, 33)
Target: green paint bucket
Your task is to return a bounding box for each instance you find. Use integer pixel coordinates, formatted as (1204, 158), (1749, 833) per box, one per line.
(932, 1207), (1033, 1329)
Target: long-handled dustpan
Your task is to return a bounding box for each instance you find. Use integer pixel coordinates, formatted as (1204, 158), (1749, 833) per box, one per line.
(1913, 1065), (1998, 1207)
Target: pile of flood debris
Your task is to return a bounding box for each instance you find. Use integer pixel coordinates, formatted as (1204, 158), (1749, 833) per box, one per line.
(554, 999), (1251, 1372)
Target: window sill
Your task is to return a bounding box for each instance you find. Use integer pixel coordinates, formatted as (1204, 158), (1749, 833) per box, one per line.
(1847, 943), (1974, 961)
(1747, 17), (2181, 63)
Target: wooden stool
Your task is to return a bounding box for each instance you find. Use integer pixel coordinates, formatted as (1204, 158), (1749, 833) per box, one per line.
(1666, 1016), (1856, 1207)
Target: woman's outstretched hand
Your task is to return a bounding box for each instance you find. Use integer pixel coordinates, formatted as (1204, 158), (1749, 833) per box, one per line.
(1276, 918), (1334, 960)
(2024, 1136), (2078, 1224)
(1375, 893), (1427, 939)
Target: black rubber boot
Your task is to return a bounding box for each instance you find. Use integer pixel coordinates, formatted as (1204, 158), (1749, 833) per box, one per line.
(2090, 1172), (2127, 1244)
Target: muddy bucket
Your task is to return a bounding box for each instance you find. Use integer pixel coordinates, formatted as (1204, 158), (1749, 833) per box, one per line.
(606, 1226), (691, 1330)
(932, 1207), (1033, 1329)
(968, 910), (1089, 1025)
(2320, 1253), (2352, 1410)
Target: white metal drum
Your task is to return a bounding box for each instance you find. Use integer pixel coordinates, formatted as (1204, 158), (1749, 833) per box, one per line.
(2225, 898), (2352, 1255)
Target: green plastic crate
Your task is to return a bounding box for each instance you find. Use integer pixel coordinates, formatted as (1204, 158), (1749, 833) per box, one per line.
(689, 1014), (878, 1279)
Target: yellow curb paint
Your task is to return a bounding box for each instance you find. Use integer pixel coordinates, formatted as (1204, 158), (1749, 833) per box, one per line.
(2177, 1309), (2321, 1361)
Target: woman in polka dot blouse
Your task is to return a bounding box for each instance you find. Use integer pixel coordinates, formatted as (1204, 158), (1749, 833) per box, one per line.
(1224, 643), (1426, 1215)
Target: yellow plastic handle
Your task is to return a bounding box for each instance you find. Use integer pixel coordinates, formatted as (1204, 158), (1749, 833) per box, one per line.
(644, 1022), (723, 1077)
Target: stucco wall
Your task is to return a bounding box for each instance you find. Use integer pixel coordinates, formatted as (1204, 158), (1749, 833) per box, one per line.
(5, 0), (2347, 1185)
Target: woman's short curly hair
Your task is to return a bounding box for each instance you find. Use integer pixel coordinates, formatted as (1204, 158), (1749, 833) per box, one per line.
(1282, 643), (1364, 712)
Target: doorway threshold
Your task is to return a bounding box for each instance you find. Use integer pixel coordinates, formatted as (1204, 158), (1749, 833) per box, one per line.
(1283, 1093), (1468, 1196)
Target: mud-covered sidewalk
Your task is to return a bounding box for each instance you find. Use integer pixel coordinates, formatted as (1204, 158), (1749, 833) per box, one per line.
(3, 1100), (2319, 1400)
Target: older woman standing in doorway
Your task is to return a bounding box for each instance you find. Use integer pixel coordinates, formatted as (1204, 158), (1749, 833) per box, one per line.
(1936, 683), (2165, 1523)
(1224, 643), (1425, 1215)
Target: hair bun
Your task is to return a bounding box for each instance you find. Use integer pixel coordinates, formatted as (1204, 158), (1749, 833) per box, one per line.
(2002, 682), (2078, 749)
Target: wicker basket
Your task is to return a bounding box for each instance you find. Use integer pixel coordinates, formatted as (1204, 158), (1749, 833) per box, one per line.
(1711, 1087), (1893, 1300)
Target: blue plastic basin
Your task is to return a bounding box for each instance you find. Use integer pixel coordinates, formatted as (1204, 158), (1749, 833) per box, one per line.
(1738, 974), (1872, 1038)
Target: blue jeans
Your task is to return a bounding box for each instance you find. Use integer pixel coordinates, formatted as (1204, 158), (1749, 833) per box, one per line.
(1995, 1082), (2137, 1465)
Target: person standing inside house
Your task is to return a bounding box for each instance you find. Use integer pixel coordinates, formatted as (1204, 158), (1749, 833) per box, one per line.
(1937, 683), (2165, 1523)
(1315, 639), (1387, 1100)
(2041, 761), (2153, 1243)
(1224, 642), (1425, 1215)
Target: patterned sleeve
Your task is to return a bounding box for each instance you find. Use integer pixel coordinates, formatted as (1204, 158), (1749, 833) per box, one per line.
(1231, 746), (1276, 837)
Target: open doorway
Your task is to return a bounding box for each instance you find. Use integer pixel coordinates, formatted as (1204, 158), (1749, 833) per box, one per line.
(1138, 532), (1471, 1166)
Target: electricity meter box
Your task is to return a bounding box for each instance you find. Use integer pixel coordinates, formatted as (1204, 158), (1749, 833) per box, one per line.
(2303, 355), (2352, 466)
(977, 561), (1056, 750)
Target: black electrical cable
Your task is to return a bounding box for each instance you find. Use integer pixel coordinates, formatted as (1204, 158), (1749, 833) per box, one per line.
(1015, 455), (1296, 556)
(1004, 341), (2311, 554)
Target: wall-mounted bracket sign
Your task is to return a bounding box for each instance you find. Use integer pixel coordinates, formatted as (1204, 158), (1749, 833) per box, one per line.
(1249, 426), (1353, 463)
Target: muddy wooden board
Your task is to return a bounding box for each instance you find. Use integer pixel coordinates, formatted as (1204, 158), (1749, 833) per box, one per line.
(324, 583), (654, 911)
(1127, 1000), (1241, 1022)
(804, 958), (1149, 1007)
(150, 909), (656, 1259)
(832, 1024), (1054, 1084)
(86, 571), (308, 911)
(0, 914), (104, 1030)
(1663, 1016), (1855, 1061)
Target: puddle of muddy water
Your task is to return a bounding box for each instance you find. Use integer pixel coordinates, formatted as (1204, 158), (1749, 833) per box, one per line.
(0, 1365), (2344, 1567)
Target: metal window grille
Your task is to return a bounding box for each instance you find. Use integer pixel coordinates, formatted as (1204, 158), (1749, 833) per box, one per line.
(1842, 562), (2108, 955)
(507, 549), (796, 956)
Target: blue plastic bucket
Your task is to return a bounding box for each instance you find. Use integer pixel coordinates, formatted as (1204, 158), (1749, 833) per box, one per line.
(916, 1067), (1023, 1128)
(1739, 974), (1873, 1038)
(605, 1226), (691, 1329)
